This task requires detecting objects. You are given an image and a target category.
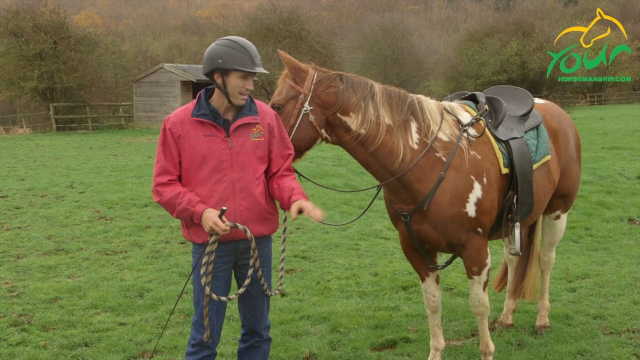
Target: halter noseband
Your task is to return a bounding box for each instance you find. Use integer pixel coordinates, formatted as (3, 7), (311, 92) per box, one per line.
(285, 68), (329, 142)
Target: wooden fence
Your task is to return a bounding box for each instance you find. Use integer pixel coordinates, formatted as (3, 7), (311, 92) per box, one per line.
(50, 103), (133, 132)
(0, 111), (51, 134)
(542, 91), (640, 107)
(1, 94), (638, 135)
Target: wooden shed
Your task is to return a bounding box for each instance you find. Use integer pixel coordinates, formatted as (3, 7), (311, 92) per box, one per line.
(132, 63), (213, 126)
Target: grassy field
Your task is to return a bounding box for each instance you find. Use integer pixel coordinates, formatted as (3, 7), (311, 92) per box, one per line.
(1, 104), (639, 360)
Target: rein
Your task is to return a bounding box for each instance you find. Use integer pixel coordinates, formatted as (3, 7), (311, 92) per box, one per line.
(393, 114), (485, 270)
(286, 68), (449, 226)
(284, 69), (487, 269)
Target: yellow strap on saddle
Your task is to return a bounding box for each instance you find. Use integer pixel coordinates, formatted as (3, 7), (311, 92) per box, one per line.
(459, 104), (550, 175)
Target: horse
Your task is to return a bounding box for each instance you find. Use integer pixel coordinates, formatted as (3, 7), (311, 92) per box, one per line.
(269, 51), (581, 360)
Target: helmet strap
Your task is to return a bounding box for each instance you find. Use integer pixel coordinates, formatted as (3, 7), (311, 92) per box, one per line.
(213, 75), (237, 108)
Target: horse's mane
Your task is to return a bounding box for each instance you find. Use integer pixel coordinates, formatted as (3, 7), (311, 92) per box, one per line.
(276, 65), (472, 169)
(318, 68), (471, 169)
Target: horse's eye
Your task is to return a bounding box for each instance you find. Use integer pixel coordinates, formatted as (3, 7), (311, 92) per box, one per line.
(271, 104), (283, 112)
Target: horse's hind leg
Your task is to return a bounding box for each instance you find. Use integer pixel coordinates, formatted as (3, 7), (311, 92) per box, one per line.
(535, 211), (568, 333)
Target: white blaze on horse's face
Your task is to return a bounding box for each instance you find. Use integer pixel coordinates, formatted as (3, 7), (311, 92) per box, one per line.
(465, 176), (484, 218)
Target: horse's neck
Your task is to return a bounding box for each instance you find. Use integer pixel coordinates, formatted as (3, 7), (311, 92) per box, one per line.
(330, 124), (427, 199)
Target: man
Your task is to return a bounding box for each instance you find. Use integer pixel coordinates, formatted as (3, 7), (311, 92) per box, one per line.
(152, 36), (324, 360)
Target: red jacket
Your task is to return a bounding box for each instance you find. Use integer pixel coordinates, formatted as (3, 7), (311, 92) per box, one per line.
(152, 88), (308, 244)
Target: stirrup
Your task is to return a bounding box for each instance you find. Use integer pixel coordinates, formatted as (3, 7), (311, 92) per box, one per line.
(509, 220), (522, 256)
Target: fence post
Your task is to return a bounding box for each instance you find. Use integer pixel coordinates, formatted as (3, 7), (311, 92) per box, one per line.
(50, 104), (56, 132)
(86, 106), (92, 131)
(21, 113), (27, 130)
(119, 106), (125, 128)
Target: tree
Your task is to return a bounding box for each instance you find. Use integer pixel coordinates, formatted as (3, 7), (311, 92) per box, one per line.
(347, 14), (430, 94)
(0, 1), (101, 104)
(238, 3), (340, 101)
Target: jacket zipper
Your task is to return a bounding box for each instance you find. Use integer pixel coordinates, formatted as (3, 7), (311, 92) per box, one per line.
(228, 131), (238, 238)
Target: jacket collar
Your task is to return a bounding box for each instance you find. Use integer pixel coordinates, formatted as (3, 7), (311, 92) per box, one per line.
(191, 86), (258, 123)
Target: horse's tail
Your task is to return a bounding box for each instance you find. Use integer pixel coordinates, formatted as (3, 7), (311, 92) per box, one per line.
(493, 217), (541, 301)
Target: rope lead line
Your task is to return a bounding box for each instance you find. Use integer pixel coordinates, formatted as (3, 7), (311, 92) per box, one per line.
(201, 214), (288, 342)
(151, 212), (288, 356)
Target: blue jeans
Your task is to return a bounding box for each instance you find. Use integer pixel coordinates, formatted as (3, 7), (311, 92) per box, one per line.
(186, 236), (273, 360)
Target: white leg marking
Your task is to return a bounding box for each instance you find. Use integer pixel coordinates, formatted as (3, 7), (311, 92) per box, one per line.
(498, 234), (518, 326)
(536, 212), (567, 329)
(469, 251), (495, 359)
(464, 176), (483, 218)
(422, 273), (445, 360)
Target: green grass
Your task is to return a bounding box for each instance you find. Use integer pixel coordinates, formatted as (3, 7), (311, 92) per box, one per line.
(1, 104), (639, 359)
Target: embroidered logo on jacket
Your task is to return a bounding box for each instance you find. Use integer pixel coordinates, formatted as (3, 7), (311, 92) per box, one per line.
(249, 125), (265, 141)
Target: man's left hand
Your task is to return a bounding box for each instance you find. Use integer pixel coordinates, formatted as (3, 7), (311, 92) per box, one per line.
(289, 199), (325, 222)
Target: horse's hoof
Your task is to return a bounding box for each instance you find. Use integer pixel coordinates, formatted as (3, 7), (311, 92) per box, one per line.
(491, 319), (513, 330)
(534, 324), (550, 334)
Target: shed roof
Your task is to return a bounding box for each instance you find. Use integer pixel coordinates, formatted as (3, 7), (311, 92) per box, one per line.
(132, 63), (212, 83)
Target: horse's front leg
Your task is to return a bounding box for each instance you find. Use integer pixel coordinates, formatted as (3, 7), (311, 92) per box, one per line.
(496, 235), (519, 328)
(399, 239), (445, 360)
(462, 239), (495, 360)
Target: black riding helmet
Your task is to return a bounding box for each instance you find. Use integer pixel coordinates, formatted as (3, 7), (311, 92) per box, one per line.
(202, 36), (269, 79)
(202, 36), (268, 107)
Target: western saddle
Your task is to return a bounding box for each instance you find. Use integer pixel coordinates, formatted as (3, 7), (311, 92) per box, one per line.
(445, 85), (543, 255)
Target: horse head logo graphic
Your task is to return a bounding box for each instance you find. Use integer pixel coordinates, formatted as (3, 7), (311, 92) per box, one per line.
(250, 124), (265, 141)
(554, 8), (628, 48)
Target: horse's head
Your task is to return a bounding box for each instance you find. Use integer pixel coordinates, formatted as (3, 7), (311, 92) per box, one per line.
(554, 8), (628, 49)
(270, 51), (336, 159)
(581, 8), (628, 48)
(580, 8), (611, 48)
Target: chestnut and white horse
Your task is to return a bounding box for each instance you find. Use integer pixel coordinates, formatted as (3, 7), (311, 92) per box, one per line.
(270, 51), (581, 359)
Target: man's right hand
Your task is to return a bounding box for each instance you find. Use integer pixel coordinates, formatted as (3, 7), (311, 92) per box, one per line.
(200, 208), (231, 235)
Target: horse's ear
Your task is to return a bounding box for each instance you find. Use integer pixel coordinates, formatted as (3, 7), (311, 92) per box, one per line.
(278, 50), (308, 78)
